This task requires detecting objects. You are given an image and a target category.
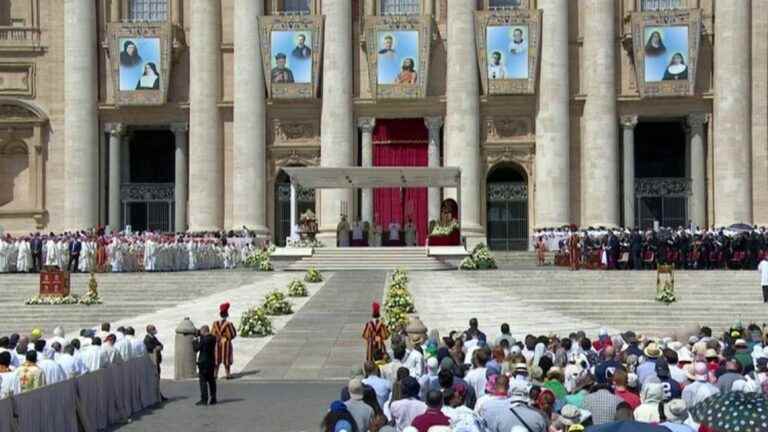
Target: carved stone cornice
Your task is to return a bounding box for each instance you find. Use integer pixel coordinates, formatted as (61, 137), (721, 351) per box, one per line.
(620, 115), (638, 129)
(272, 119), (319, 144)
(485, 116), (532, 143)
(483, 142), (534, 178)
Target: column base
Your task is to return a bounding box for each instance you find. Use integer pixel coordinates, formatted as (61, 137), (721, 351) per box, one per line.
(315, 229), (338, 248)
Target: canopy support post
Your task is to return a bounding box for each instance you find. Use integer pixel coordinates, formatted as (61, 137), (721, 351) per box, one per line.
(290, 180), (298, 240)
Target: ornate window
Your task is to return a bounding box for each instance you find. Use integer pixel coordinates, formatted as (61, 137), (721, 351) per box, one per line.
(128, 0), (168, 22)
(281, 0), (311, 14)
(380, 0), (420, 16)
(640, 0), (686, 11)
(488, 0), (522, 9)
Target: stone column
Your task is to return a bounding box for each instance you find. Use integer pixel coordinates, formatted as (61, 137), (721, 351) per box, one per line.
(425, 116), (443, 224)
(687, 113), (707, 229)
(233, 0), (268, 236)
(714, 0), (752, 225)
(64, 0), (98, 230)
(172, 123), (188, 232)
(581, 0), (619, 227)
(110, 0), (120, 22)
(107, 123), (124, 232)
(319, 0), (354, 243)
(620, 115), (638, 228)
(358, 117), (376, 223)
(188, 0), (223, 231)
(535, 0), (570, 228)
(445, 0), (483, 241)
(753, 0), (768, 225)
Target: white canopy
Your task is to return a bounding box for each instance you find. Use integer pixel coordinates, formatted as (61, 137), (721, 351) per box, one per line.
(281, 167), (462, 189)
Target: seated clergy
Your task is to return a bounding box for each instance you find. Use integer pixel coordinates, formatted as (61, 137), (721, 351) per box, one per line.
(352, 221), (364, 241)
(404, 218), (417, 246)
(388, 221), (401, 242)
(337, 215), (351, 247)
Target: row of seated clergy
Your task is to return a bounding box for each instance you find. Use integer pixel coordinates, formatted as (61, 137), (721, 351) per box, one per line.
(336, 220), (418, 247)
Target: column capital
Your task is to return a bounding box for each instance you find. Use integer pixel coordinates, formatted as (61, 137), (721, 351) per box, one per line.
(424, 116), (444, 132)
(619, 115), (638, 129)
(170, 122), (189, 134)
(106, 123), (125, 137)
(357, 117), (376, 133)
(686, 113), (708, 131)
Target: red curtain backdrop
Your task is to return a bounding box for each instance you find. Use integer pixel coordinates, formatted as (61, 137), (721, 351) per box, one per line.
(373, 119), (429, 246)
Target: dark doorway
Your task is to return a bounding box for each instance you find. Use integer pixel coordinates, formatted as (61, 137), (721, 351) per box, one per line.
(274, 169), (316, 246)
(124, 130), (175, 232)
(486, 163), (529, 251)
(633, 121), (688, 229)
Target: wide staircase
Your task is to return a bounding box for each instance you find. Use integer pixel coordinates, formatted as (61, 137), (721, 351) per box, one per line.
(0, 270), (257, 337)
(408, 269), (768, 338)
(493, 251), (560, 269)
(285, 247), (453, 271)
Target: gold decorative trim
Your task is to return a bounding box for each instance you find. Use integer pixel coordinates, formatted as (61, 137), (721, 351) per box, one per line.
(631, 9), (701, 98)
(475, 8), (542, 95)
(485, 116), (533, 143)
(259, 15), (324, 99)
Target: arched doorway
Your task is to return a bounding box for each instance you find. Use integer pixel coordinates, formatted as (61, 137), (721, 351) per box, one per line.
(486, 163), (528, 251)
(274, 169), (315, 246)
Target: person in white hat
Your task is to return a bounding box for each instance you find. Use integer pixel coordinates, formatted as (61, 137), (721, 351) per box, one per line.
(661, 399), (695, 432)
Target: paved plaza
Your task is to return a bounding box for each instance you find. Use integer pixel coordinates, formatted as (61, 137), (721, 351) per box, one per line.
(3, 266), (767, 430)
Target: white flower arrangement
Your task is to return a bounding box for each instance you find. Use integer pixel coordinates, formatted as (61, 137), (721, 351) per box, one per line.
(245, 249), (274, 271)
(383, 269), (416, 332)
(430, 220), (459, 236)
(287, 238), (325, 249)
(262, 290), (293, 315)
(238, 306), (273, 337)
(304, 267), (323, 283)
(656, 280), (677, 304)
(25, 293), (103, 306)
(460, 243), (498, 270)
(287, 279), (309, 297)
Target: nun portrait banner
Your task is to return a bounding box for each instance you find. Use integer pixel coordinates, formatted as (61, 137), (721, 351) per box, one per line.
(632, 9), (701, 98)
(108, 23), (172, 106)
(119, 37), (161, 91)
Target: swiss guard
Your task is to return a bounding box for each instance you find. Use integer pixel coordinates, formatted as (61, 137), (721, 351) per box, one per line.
(362, 302), (389, 363)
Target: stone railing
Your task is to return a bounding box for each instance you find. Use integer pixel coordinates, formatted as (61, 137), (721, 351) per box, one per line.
(0, 26), (43, 51)
(634, 177), (691, 197)
(120, 183), (175, 202)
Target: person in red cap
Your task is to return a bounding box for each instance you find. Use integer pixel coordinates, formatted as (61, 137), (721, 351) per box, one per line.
(211, 302), (237, 379)
(362, 302), (389, 363)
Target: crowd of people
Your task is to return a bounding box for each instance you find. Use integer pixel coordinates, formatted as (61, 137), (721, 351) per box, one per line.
(325, 315), (768, 432)
(0, 321), (163, 399)
(0, 229), (263, 273)
(533, 225), (768, 270)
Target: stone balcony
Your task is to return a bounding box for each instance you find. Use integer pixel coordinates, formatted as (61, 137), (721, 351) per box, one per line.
(0, 26), (45, 52)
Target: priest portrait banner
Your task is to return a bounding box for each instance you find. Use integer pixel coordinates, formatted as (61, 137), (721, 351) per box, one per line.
(486, 25), (529, 80)
(270, 31), (313, 84)
(259, 15), (324, 99)
(376, 31), (419, 85)
(474, 8), (541, 95)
